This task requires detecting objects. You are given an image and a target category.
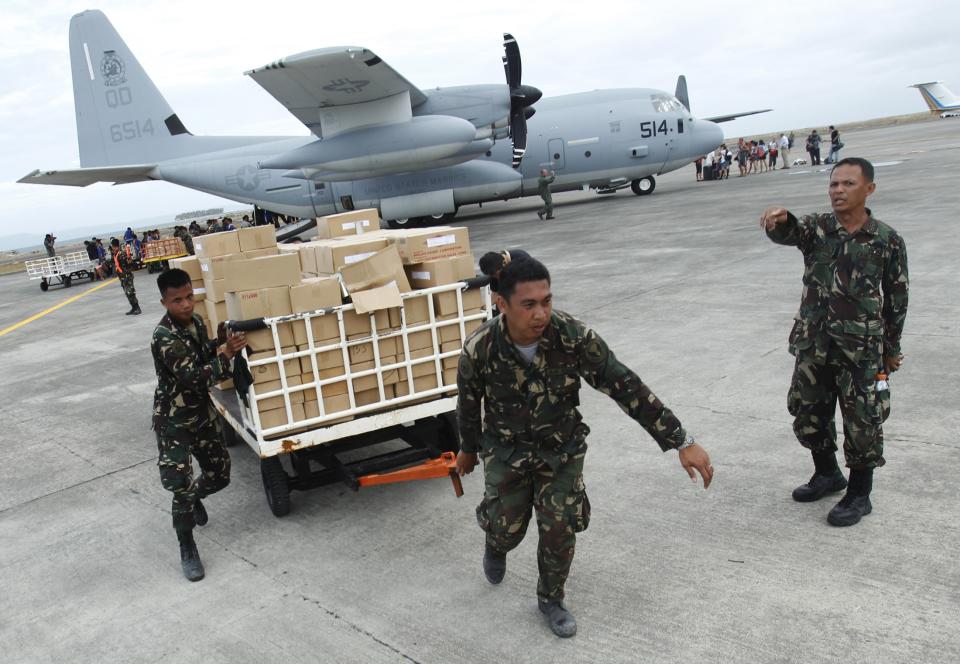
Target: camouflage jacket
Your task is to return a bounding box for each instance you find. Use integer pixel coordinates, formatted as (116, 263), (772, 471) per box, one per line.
(457, 310), (687, 468)
(151, 313), (230, 436)
(113, 248), (136, 278)
(767, 210), (909, 364)
(175, 229), (195, 255)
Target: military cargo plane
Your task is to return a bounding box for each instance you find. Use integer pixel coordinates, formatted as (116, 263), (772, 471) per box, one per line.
(20, 10), (768, 227)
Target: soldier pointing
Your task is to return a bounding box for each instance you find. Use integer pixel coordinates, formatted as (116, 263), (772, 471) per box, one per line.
(455, 258), (713, 638)
(761, 157), (908, 527)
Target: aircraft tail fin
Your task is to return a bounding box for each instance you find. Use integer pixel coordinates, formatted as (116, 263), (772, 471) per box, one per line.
(70, 10), (194, 167)
(675, 75), (690, 111)
(910, 81), (960, 112)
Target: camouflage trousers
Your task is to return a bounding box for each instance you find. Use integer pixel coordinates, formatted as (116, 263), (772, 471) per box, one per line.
(155, 419), (230, 532)
(476, 451), (591, 601)
(119, 273), (138, 308)
(788, 346), (890, 469)
(537, 193), (553, 218)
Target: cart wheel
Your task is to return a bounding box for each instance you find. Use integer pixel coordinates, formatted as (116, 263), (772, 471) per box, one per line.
(220, 416), (240, 448)
(63, 275), (72, 288)
(437, 411), (461, 453)
(260, 457), (291, 517)
(40, 279), (49, 291)
(88, 271), (95, 282)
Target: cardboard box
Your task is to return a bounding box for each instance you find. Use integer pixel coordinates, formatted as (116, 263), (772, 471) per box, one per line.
(297, 344), (346, 378)
(395, 373), (441, 397)
(225, 286), (296, 351)
(406, 254), (476, 289)
(192, 289), (206, 305)
(303, 393), (352, 418)
(441, 340), (462, 370)
(389, 293), (430, 328)
(393, 226), (470, 264)
(221, 253), (300, 292)
(338, 245), (411, 294)
(438, 309), (484, 344)
(289, 277), (342, 346)
(194, 230), (240, 259)
(399, 329), (436, 352)
(398, 347), (444, 380)
(355, 385), (395, 408)
(254, 376), (305, 412)
(350, 357), (399, 392)
(434, 287), (484, 317)
(170, 256), (202, 281)
(302, 374), (349, 398)
(238, 226), (277, 252)
(347, 335), (399, 364)
(343, 307), (392, 337)
(258, 402), (305, 430)
(202, 279), (228, 303)
(442, 367), (458, 386)
(316, 209), (381, 239)
(300, 237), (390, 276)
(203, 299), (227, 327)
(248, 346), (300, 384)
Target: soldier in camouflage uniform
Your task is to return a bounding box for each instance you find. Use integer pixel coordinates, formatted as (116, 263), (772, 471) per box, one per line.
(174, 225), (195, 256)
(151, 268), (246, 581)
(762, 157), (908, 527)
(456, 258), (714, 637)
(110, 238), (141, 315)
(536, 169), (555, 220)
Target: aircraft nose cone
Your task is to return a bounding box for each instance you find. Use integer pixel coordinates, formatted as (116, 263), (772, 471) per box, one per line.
(514, 84), (542, 107)
(695, 119), (724, 155)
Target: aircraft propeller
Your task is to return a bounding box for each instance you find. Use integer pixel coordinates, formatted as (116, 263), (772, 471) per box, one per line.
(502, 33), (542, 168)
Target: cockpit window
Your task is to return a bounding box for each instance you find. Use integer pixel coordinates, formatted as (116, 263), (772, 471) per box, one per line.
(650, 94), (685, 113)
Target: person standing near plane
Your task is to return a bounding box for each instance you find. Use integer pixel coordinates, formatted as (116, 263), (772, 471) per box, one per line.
(826, 126), (843, 164)
(537, 169), (555, 220)
(808, 130), (822, 165)
(455, 258), (714, 637)
(761, 157), (908, 527)
(151, 268), (246, 581)
(779, 133), (791, 169)
(111, 238), (141, 315)
(43, 233), (56, 257)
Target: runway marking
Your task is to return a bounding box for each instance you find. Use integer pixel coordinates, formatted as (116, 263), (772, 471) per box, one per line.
(0, 278), (117, 338)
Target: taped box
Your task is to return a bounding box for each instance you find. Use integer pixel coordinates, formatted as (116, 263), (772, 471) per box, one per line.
(224, 286), (296, 351)
(299, 237), (389, 276)
(289, 277), (342, 346)
(392, 226), (470, 264)
(316, 209), (381, 239)
(194, 230), (240, 259)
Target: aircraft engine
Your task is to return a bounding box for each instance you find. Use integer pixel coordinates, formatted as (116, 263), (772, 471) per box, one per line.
(415, 84), (511, 131)
(258, 115), (477, 173)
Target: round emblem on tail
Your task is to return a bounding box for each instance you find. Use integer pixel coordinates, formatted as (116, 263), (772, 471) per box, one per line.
(100, 51), (126, 87)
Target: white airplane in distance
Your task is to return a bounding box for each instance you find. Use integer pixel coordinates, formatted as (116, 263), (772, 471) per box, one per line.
(910, 81), (960, 118)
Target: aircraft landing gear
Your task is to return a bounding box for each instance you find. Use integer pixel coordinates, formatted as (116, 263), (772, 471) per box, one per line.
(386, 217), (420, 229)
(631, 176), (656, 196)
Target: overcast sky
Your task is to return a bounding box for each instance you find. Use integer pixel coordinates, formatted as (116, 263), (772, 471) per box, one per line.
(1, 0), (957, 241)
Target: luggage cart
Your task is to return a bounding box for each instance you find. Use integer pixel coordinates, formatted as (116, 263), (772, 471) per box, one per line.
(25, 251), (97, 291)
(208, 278), (492, 517)
(141, 238), (188, 266)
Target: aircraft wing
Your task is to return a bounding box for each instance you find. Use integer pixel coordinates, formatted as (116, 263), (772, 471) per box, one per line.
(246, 47), (429, 138)
(18, 165), (158, 186)
(702, 109), (772, 123)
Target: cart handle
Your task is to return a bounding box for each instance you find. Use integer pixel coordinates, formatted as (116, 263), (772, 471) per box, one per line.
(225, 317), (267, 332)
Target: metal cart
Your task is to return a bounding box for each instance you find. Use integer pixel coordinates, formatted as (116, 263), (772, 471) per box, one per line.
(208, 278), (492, 516)
(25, 252), (97, 291)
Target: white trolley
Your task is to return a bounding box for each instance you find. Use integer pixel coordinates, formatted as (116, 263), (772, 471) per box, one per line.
(25, 251), (97, 291)
(209, 278), (492, 516)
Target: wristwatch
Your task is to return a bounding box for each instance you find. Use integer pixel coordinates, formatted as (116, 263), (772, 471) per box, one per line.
(678, 434), (696, 450)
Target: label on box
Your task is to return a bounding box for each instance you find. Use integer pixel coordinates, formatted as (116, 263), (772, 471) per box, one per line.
(411, 271), (430, 280)
(426, 234), (456, 248)
(344, 251), (377, 265)
(201, 263), (209, 272)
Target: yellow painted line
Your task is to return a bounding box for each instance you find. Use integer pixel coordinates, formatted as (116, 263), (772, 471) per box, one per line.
(0, 278), (118, 338)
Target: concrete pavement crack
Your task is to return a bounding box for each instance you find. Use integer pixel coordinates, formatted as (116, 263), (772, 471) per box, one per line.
(0, 457), (155, 515)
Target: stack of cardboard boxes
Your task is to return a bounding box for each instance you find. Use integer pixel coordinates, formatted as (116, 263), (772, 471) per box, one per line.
(168, 210), (486, 436)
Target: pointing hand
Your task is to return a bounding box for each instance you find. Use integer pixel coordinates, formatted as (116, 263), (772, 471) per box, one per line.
(761, 206), (789, 230)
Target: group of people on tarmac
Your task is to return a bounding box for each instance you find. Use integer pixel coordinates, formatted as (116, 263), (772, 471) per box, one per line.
(805, 126), (844, 166)
(697, 133), (795, 181)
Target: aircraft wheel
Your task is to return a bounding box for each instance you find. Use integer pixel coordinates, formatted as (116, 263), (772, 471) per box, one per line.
(386, 217), (421, 229)
(40, 279), (49, 292)
(424, 210), (457, 225)
(631, 177), (656, 196)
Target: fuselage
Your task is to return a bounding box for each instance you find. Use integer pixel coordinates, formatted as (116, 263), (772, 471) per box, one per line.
(154, 88), (723, 220)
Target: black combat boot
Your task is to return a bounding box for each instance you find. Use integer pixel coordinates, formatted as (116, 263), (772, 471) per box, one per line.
(193, 498), (208, 527)
(178, 529), (205, 582)
(483, 543), (506, 585)
(827, 468), (873, 527)
(792, 451), (847, 502)
(538, 599), (577, 638)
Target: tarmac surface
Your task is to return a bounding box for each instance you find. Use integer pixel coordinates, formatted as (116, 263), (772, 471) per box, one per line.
(2, 119), (958, 663)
